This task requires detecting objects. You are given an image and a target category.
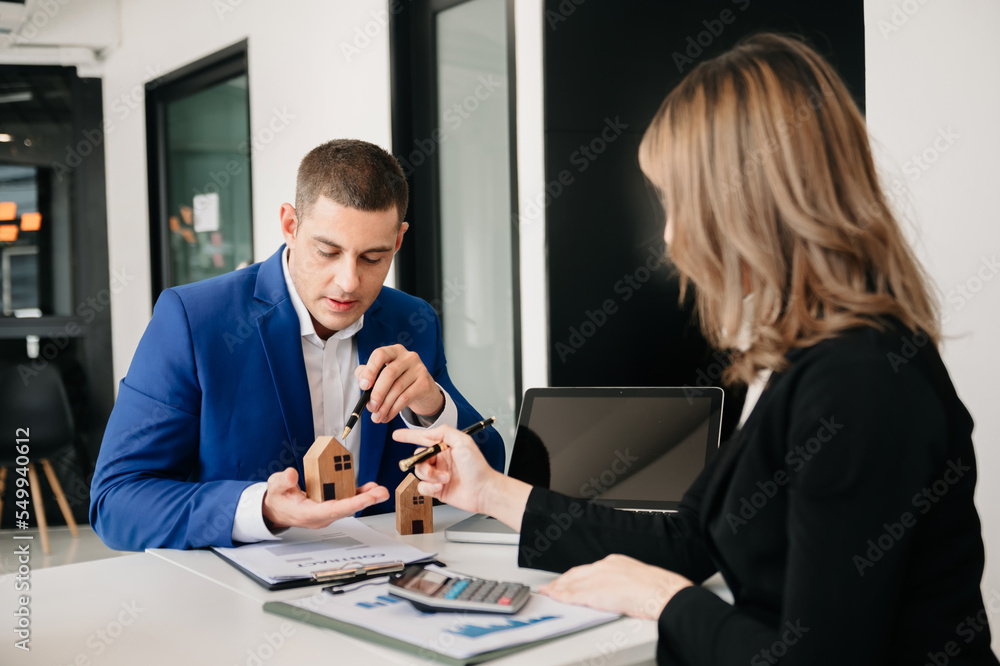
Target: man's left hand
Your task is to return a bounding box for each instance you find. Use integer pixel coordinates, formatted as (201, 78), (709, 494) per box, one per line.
(538, 554), (693, 620)
(356, 345), (444, 424)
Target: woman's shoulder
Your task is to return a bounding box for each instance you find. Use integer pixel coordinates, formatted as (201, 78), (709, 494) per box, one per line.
(786, 317), (931, 369)
(761, 319), (968, 496)
(774, 317), (950, 402)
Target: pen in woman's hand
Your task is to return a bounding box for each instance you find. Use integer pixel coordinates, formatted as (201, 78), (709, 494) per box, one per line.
(398, 417), (496, 472)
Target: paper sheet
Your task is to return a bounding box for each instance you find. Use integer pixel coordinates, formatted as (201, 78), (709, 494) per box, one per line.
(283, 567), (619, 660)
(193, 191), (220, 232)
(212, 518), (435, 585)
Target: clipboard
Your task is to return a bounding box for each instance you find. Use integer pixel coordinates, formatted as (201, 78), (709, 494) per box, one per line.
(263, 569), (622, 665)
(211, 550), (440, 591)
(208, 517), (439, 591)
(264, 600), (614, 665)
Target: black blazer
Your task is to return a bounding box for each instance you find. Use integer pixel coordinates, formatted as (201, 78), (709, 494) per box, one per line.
(519, 321), (998, 665)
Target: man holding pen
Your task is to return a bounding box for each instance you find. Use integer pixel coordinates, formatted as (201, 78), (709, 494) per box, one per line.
(90, 139), (503, 551)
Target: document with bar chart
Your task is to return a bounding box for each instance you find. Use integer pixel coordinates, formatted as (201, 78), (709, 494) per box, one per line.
(264, 566), (619, 665)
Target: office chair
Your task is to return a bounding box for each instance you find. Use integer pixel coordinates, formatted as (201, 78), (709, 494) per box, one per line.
(0, 361), (79, 554)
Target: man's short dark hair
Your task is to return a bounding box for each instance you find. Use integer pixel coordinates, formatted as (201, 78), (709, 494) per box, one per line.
(295, 139), (408, 226)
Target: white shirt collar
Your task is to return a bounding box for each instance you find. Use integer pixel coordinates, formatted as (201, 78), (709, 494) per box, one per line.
(734, 293), (755, 352)
(281, 246), (364, 346)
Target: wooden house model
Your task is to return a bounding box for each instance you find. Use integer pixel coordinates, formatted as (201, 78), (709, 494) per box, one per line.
(395, 473), (433, 535)
(303, 436), (356, 502)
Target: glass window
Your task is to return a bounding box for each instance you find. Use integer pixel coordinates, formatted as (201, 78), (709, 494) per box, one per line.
(0, 165), (40, 314)
(163, 73), (252, 287)
(147, 44), (252, 297)
(435, 0), (518, 444)
(0, 65), (74, 320)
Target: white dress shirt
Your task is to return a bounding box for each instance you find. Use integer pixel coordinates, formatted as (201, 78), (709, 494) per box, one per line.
(734, 294), (773, 429)
(231, 248), (457, 543)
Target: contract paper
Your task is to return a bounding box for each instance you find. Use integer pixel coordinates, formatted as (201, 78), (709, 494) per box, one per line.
(212, 518), (435, 585)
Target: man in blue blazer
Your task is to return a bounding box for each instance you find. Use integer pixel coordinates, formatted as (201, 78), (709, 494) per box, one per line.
(90, 140), (504, 550)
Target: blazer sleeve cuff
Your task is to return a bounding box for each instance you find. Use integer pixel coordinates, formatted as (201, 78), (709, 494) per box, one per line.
(401, 383), (457, 429)
(517, 487), (577, 570)
(231, 482), (286, 544)
(657, 585), (735, 663)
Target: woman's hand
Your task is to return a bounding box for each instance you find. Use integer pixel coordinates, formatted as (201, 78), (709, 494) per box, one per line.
(538, 554), (693, 620)
(392, 426), (495, 513)
(392, 425), (532, 531)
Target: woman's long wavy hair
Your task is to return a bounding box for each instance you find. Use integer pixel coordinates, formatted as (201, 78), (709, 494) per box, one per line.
(638, 33), (939, 384)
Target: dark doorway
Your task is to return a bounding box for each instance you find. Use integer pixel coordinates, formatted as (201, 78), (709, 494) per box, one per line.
(0, 64), (112, 526)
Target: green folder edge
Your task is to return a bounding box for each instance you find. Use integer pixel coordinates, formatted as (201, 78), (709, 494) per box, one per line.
(263, 599), (622, 666)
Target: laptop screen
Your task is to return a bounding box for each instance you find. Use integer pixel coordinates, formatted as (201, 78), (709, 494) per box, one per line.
(506, 387), (724, 510)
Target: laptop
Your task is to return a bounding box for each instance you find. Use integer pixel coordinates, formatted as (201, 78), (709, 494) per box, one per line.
(445, 386), (725, 544)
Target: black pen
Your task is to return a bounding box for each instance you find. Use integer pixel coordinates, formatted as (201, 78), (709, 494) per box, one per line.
(342, 365), (386, 439)
(398, 416), (496, 472)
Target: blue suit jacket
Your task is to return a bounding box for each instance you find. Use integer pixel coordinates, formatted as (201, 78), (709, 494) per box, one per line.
(90, 247), (504, 551)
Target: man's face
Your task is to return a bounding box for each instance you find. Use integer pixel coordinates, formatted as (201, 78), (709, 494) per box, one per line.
(280, 196), (407, 338)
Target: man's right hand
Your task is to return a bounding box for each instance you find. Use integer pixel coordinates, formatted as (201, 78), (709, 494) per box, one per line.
(261, 468), (389, 530)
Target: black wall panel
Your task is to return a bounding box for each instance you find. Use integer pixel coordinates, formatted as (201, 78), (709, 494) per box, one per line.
(543, 0), (865, 437)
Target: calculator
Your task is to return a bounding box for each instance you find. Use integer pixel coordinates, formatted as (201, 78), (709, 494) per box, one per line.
(388, 565), (531, 614)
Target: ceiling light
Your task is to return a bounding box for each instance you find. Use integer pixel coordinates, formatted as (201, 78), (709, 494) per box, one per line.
(0, 134), (12, 142)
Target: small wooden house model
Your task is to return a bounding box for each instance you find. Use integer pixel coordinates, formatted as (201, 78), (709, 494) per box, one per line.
(303, 436), (356, 502)
(395, 473), (433, 535)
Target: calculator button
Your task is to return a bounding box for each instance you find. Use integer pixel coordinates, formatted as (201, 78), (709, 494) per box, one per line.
(498, 597), (512, 606)
(470, 583), (494, 602)
(445, 579), (470, 599)
(457, 582), (483, 600)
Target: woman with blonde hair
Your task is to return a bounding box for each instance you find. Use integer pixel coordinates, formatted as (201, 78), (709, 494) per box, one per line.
(394, 33), (998, 664)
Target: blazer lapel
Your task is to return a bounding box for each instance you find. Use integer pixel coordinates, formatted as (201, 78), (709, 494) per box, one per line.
(700, 373), (777, 531)
(355, 292), (389, 485)
(254, 248), (313, 482)
(700, 427), (749, 532)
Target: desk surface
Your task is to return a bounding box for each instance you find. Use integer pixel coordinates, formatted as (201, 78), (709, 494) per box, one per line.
(146, 506), (567, 605)
(2, 506), (663, 666)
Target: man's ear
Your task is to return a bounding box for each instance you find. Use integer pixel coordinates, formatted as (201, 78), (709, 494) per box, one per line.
(394, 221), (409, 252)
(279, 203), (299, 246)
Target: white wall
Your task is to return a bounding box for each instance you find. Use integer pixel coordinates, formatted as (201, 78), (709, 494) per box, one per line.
(101, 0), (394, 383)
(515, 0), (550, 392)
(0, 0), (118, 72)
(865, 0), (1000, 650)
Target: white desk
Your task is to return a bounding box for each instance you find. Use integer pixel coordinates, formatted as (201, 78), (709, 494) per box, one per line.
(2, 506), (662, 665)
(0, 550), (421, 666)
